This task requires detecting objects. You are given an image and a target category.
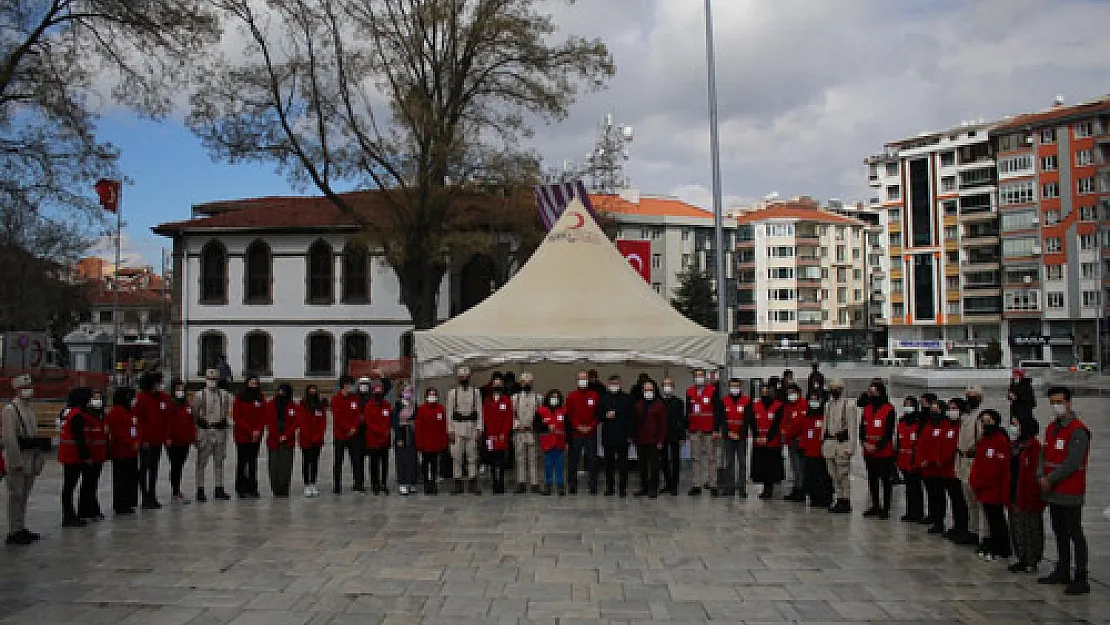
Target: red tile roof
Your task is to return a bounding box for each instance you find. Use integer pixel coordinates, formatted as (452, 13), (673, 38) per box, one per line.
(87, 288), (167, 307)
(730, 201), (866, 226)
(992, 95), (1110, 132)
(591, 194), (712, 218)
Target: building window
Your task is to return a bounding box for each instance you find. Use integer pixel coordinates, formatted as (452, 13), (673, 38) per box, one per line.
(944, 226), (958, 241)
(1002, 237), (1037, 258)
(892, 280), (903, 294)
(650, 228), (661, 240)
(1078, 177), (1095, 194)
(892, 303), (905, 318)
(998, 155), (1033, 175)
(947, 301), (961, 316)
(243, 331), (272, 376)
(765, 223), (794, 237)
(199, 240), (228, 304)
(946, 276), (960, 291)
(885, 162), (898, 176)
(1040, 128), (1056, 144)
(243, 240), (272, 304)
(853, 268), (862, 280)
(888, 233), (902, 248)
(1041, 182), (1059, 199)
(306, 240), (334, 304)
(651, 254), (661, 269)
(888, 208), (902, 221)
(891, 256), (903, 271)
(1075, 121), (1093, 139)
(1044, 210), (1060, 226)
(767, 246), (795, 258)
(681, 253), (691, 268)
(1001, 210), (1037, 232)
(999, 181), (1035, 205)
(1080, 205), (1098, 221)
(853, 289), (862, 301)
(941, 176), (956, 192)
(940, 151), (955, 167)
(837, 267), (847, 283)
(198, 332), (225, 375)
(942, 200), (958, 216)
(1081, 262), (1099, 279)
(651, 283), (661, 294)
(98, 310), (113, 324)
(1046, 265), (1063, 280)
(1040, 154), (1058, 171)
(1082, 291), (1102, 308)
(341, 243), (370, 303)
(341, 331), (369, 373)
(1045, 237), (1062, 253)
(820, 268), (829, 279)
(767, 310), (795, 322)
(886, 185), (900, 200)
(1076, 149), (1092, 167)
(837, 287), (847, 304)
(682, 229), (691, 241)
(1080, 234), (1098, 250)
(835, 246), (846, 262)
(767, 288), (795, 301)
(306, 332), (334, 376)
(767, 267), (794, 279)
(1046, 292), (1064, 308)
(1004, 290), (1040, 312)
(852, 248), (861, 261)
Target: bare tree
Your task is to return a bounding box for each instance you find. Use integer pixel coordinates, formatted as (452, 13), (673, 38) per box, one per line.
(189, 0), (613, 328)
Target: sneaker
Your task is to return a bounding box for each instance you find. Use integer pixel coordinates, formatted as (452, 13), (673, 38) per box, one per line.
(18, 529), (41, 542)
(399, 485), (410, 496)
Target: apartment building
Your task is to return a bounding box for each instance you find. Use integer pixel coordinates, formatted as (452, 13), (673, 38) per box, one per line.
(866, 120), (1007, 367)
(990, 96), (1110, 365)
(730, 198), (871, 359)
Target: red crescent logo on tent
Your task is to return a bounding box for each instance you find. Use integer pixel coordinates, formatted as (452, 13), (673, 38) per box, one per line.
(626, 253), (643, 271)
(568, 211), (585, 229)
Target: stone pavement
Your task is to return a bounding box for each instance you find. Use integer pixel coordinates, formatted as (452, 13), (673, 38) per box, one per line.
(1, 396), (1107, 624)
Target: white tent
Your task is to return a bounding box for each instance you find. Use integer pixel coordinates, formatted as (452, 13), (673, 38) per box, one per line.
(414, 200), (727, 378)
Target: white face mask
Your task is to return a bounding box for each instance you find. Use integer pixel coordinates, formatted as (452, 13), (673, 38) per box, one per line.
(175, 391), (185, 400)
(903, 406), (916, 414)
(808, 400), (821, 409)
(426, 395), (438, 403)
(206, 380), (217, 389)
(947, 409), (960, 419)
(358, 385), (370, 394)
(694, 377), (706, 386)
(549, 397), (560, 407)
(608, 385), (620, 394)
(89, 399), (103, 410)
(662, 385), (674, 395)
(156, 383), (166, 392)
(19, 388), (33, 400)
(787, 393), (799, 402)
(577, 379), (588, 389)
(1007, 424), (1020, 438)
(729, 388), (741, 396)
(643, 391), (655, 400)
(1051, 404), (1068, 418)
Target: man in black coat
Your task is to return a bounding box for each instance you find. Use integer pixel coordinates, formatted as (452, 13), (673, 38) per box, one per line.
(598, 374), (635, 497)
(660, 377), (688, 496)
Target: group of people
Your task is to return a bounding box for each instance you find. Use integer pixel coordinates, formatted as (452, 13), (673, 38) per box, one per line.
(0, 365), (1093, 595)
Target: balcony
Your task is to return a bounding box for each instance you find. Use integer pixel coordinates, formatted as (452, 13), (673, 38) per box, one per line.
(945, 263), (960, 276)
(798, 299), (823, 310)
(963, 253), (1001, 269)
(797, 254), (821, 265)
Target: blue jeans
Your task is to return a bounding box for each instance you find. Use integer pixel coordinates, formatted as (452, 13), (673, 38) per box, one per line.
(544, 450), (565, 486)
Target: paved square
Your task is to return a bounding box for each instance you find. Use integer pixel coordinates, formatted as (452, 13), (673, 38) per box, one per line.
(1, 395), (1106, 624)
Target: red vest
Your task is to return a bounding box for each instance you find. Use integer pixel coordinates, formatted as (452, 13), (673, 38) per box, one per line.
(58, 410), (106, 464)
(415, 403), (449, 453)
(363, 399), (392, 449)
(895, 420), (919, 471)
(1043, 417), (1089, 497)
(538, 406), (567, 452)
(686, 385), (716, 433)
(721, 394), (750, 436)
(862, 403), (895, 458)
(483, 395), (514, 452)
(752, 399), (783, 448)
(969, 430), (1011, 505)
(799, 411), (824, 457)
(105, 406), (140, 459)
(86, 412), (108, 463)
(922, 418), (960, 478)
(299, 403), (327, 448)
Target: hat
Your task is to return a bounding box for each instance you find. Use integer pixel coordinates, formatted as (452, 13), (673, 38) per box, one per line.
(827, 378), (844, 389)
(456, 366), (470, 377)
(205, 368), (219, 379)
(1011, 368), (1026, 380)
(11, 374), (32, 390)
(519, 372), (534, 383)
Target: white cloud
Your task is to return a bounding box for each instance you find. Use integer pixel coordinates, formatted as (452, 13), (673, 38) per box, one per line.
(88, 232), (155, 268)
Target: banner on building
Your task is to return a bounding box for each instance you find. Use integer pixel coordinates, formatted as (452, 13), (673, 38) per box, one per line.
(347, 358), (413, 380)
(615, 239), (651, 283)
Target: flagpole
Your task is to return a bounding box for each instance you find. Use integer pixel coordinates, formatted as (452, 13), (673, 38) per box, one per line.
(704, 0), (728, 368)
(113, 189), (121, 388)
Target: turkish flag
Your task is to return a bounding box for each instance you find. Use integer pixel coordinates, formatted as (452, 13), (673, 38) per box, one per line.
(616, 239), (651, 283)
(94, 179), (121, 213)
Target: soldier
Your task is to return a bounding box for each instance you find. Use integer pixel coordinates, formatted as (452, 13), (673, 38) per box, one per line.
(958, 386), (986, 549)
(2, 375), (45, 545)
(511, 372), (542, 494)
(446, 366), (483, 495)
(822, 379), (855, 513)
(191, 368), (233, 502)
(685, 368), (719, 496)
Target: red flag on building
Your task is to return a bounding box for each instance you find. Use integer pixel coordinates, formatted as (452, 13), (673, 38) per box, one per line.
(616, 239), (651, 283)
(94, 179), (121, 213)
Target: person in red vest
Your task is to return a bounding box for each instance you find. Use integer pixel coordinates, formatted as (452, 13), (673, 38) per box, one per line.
(895, 396), (925, 523)
(633, 380), (667, 498)
(58, 388), (105, 526)
(717, 378), (750, 498)
(1036, 386), (1091, 595)
(685, 368), (718, 496)
(134, 372), (171, 509)
(233, 375), (266, 499)
(859, 381), (896, 518)
(782, 383), (809, 502)
(969, 408), (1012, 562)
(797, 388), (832, 508)
(1007, 412), (1044, 574)
(565, 370), (599, 495)
(482, 379), (514, 495)
(265, 384), (299, 498)
(749, 383), (784, 499)
(363, 380), (392, 495)
(77, 388), (109, 521)
(330, 375), (363, 494)
(415, 387), (448, 495)
(537, 389), (568, 496)
(106, 387), (140, 515)
(299, 384), (327, 498)
(165, 379), (197, 504)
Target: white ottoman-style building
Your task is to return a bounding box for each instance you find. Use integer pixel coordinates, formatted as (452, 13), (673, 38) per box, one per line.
(154, 194), (450, 385)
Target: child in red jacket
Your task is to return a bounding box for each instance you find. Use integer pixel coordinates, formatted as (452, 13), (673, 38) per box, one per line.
(970, 409), (1012, 561)
(1008, 413), (1045, 573)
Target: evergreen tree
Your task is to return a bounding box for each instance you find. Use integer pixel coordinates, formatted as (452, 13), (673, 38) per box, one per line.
(671, 269), (718, 330)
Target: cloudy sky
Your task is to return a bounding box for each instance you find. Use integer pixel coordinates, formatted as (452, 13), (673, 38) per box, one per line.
(97, 0), (1110, 265)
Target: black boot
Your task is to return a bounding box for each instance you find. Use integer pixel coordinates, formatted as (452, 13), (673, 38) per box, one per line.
(758, 485), (775, 500)
(530, 484), (543, 494)
(469, 478), (482, 495)
(452, 479), (464, 495)
(214, 487), (231, 500)
(1065, 571), (1090, 595)
(829, 499), (852, 514)
(1037, 569), (1071, 585)
(196, 488), (207, 503)
(515, 483), (528, 494)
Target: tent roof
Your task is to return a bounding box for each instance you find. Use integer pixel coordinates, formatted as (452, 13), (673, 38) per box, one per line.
(414, 200), (726, 376)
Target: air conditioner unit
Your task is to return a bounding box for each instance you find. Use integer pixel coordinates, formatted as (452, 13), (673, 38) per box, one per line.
(1031, 245), (1042, 255)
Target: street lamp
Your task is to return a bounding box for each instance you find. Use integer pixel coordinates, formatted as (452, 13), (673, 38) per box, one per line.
(704, 0), (728, 346)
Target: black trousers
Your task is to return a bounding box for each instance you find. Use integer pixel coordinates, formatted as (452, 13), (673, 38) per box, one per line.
(1049, 504), (1088, 573)
(367, 447), (389, 490)
(864, 456), (894, 512)
(112, 456), (139, 512)
(660, 440), (682, 491)
(924, 475), (945, 524)
(567, 437), (598, 491)
(489, 450), (507, 489)
(943, 476), (968, 532)
(235, 441), (261, 496)
(637, 444), (661, 495)
(78, 462), (103, 518)
(62, 464), (82, 520)
(139, 444), (163, 504)
(332, 438), (363, 490)
(166, 445), (190, 496)
(983, 503), (1012, 557)
(902, 470), (924, 519)
(302, 446), (322, 484)
(421, 452), (441, 492)
(603, 444), (629, 493)
(804, 456), (833, 506)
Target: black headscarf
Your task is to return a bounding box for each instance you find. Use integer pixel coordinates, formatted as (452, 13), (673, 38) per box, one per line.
(275, 383), (292, 430)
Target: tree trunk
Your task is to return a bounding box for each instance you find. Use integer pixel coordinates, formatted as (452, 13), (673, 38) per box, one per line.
(398, 255), (447, 331)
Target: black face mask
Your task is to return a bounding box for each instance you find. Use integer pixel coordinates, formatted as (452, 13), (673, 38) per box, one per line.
(521, 384), (532, 392)
(966, 397), (981, 410)
(830, 390), (842, 399)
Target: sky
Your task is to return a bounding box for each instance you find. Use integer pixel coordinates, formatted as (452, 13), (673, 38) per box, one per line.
(93, 0), (1110, 267)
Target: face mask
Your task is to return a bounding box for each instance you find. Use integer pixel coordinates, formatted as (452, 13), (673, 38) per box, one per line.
(206, 380), (217, 389)
(427, 394), (438, 403)
(1007, 424), (1020, 438)
(549, 397), (560, 407)
(577, 379), (588, 389)
(662, 385), (674, 395)
(830, 390), (842, 399)
(521, 384), (532, 392)
(966, 397), (981, 409)
(694, 377), (706, 386)
(372, 388), (384, 397)
(249, 384), (260, 391)
(459, 378), (470, 387)
(1052, 404), (1068, 418)
(947, 409), (960, 420)
(787, 393), (799, 402)
(903, 406), (916, 414)
(402, 391), (413, 400)
(808, 400), (821, 409)
(175, 390), (185, 400)
(156, 383), (166, 392)
(643, 391), (655, 400)
(358, 385), (370, 394)
(19, 388), (33, 400)
(608, 385), (620, 393)
(491, 386), (503, 394)
(345, 385), (356, 394)
(89, 399), (103, 410)
(729, 387), (741, 396)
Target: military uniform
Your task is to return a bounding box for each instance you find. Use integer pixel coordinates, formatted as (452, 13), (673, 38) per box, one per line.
(957, 404), (984, 545)
(2, 375), (45, 545)
(511, 376), (542, 493)
(191, 370), (233, 501)
(446, 367), (483, 494)
(822, 386), (856, 512)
